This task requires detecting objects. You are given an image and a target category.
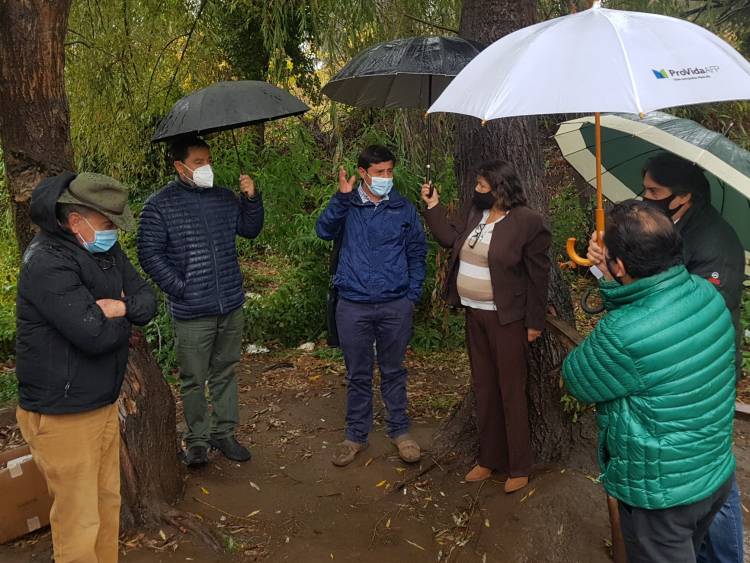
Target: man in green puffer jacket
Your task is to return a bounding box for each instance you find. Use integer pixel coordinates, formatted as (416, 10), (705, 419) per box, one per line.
(563, 201), (736, 563)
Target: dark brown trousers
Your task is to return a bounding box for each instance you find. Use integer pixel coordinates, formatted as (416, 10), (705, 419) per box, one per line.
(465, 309), (533, 476)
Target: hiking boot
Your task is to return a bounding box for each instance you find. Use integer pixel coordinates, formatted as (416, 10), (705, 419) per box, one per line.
(331, 440), (368, 467)
(209, 436), (252, 462)
(465, 465), (492, 482)
(504, 476), (529, 493)
(184, 445), (208, 468)
(392, 434), (421, 463)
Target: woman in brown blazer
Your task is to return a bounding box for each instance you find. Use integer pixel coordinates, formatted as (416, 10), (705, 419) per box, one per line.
(421, 160), (551, 492)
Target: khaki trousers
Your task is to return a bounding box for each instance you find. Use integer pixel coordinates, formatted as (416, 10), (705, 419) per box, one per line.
(16, 403), (121, 563)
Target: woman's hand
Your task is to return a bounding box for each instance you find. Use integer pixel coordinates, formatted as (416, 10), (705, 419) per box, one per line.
(527, 328), (542, 343)
(420, 182), (439, 208)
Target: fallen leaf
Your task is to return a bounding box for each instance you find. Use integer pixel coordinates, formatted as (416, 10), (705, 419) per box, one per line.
(386, 518), (391, 529)
(395, 467), (406, 474)
(484, 518), (490, 528)
(250, 481), (261, 492)
(200, 487), (209, 495)
(528, 488), (536, 497)
(364, 457), (374, 467)
(158, 529), (167, 541)
(742, 503), (749, 514)
(247, 510), (261, 517)
(376, 480), (387, 488)
(309, 375), (321, 382)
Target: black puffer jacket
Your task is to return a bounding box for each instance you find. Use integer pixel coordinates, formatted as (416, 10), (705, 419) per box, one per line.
(137, 179), (264, 320)
(16, 172), (157, 414)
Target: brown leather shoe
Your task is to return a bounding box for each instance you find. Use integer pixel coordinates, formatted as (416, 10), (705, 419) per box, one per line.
(504, 476), (529, 493)
(465, 465), (492, 482)
(331, 440), (368, 467)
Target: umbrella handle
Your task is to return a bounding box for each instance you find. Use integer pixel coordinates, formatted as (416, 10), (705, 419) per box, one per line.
(566, 237), (593, 267)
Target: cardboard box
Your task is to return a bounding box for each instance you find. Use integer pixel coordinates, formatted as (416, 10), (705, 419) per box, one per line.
(0, 445), (52, 544)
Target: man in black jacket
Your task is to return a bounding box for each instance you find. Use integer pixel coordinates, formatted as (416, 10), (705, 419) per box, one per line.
(137, 136), (263, 467)
(15, 172), (156, 563)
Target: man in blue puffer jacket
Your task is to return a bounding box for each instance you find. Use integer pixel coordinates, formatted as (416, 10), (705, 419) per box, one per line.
(316, 145), (427, 467)
(138, 136), (263, 467)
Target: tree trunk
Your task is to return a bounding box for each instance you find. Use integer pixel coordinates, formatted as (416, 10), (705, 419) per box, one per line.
(0, 1), (203, 543)
(119, 332), (185, 529)
(434, 0), (581, 466)
(0, 0), (75, 252)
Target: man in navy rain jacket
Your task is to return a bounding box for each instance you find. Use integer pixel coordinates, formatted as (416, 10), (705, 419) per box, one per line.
(138, 136), (263, 467)
(316, 145), (427, 467)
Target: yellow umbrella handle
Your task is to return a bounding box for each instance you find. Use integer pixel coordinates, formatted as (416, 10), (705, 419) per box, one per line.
(566, 112), (605, 268)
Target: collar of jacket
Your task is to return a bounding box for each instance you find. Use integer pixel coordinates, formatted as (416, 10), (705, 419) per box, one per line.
(350, 184), (406, 208)
(673, 197), (709, 233)
(173, 176), (210, 193)
(600, 265), (689, 308)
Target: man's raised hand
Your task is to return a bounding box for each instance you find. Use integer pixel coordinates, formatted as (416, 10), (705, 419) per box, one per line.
(338, 166), (356, 193)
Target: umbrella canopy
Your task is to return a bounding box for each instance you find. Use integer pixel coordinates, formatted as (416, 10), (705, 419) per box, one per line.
(322, 36), (483, 109)
(428, 4), (750, 120)
(428, 2), (750, 266)
(152, 80), (309, 143)
(555, 111), (750, 251)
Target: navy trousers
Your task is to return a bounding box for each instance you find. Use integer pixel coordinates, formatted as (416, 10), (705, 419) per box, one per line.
(336, 297), (413, 444)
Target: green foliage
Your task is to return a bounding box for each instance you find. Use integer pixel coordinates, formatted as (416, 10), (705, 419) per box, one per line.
(560, 393), (590, 423)
(0, 369), (17, 406)
(0, 161), (17, 361)
(549, 184), (594, 265)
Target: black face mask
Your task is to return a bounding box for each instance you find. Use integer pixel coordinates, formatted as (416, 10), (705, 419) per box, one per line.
(606, 256), (624, 285)
(472, 190), (496, 210)
(641, 192), (682, 218)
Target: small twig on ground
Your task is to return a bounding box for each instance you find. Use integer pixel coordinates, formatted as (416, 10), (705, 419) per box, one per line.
(191, 496), (258, 522)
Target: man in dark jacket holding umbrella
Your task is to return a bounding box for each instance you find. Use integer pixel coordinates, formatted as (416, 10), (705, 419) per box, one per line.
(16, 172), (156, 563)
(138, 136), (263, 467)
(316, 145), (427, 467)
(588, 152), (745, 563)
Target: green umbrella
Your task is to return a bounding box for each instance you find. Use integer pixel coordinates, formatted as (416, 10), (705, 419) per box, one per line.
(555, 111), (750, 251)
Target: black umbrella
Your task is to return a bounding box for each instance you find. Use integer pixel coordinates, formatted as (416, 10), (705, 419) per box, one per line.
(322, 36), (483, 186)
(153, 80), (309, 169)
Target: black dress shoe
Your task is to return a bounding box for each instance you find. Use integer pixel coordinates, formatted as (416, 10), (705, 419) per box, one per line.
(209, 436), (251, 462)
(184, 445), (209, 467)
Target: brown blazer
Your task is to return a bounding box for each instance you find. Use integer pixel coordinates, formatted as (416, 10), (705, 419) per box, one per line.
(423, 203), (551, 330)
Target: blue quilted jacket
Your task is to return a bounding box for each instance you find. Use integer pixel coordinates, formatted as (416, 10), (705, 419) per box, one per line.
(137, 179), (264, 320)
(315, 188), (426, 304)
(563, 266), (736, 509)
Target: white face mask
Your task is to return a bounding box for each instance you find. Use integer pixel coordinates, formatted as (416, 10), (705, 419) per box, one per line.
(182, 163), (214, 188)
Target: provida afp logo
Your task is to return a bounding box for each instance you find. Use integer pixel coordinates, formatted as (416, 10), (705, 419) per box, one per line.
(651, 65), (720, 81)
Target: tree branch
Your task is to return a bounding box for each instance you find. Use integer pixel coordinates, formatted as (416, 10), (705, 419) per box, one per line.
(162, 0), (209, 110)
(400, 12), (459, 34)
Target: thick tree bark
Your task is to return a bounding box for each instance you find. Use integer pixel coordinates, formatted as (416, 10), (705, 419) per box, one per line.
(119, 333), (185, 530)
(434, 0), (581, 466)
(0, 0), (75, 252)
(0, 1), (199, 542)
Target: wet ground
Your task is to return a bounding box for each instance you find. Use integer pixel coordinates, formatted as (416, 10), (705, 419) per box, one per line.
(1, 347), (748, 562)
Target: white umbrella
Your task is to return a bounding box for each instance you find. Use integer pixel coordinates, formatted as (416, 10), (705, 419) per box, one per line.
(428, 1), (750, 265)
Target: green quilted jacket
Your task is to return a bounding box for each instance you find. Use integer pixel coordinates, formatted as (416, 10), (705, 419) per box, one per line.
(563, 266), (736, 509)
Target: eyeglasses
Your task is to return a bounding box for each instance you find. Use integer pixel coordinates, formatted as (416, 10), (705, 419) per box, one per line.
(468, 223), (487, 249)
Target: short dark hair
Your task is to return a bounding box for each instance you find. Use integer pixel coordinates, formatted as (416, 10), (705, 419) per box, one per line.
(357, 145), (396, 170)
(169, 136), (210, 162)
(475, 160), (528, 209)
(56, 203), (93, 227)
(642, 152), (710, 204)
(605, 200), (683, 279)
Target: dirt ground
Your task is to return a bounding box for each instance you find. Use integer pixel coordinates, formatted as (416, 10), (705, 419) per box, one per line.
(1, 347), (749, 563)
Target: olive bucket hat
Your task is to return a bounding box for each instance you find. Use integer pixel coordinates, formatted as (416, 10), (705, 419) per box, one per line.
(57, 172), (136, 231)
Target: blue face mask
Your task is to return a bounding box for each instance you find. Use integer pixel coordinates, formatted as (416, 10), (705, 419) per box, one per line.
(79, 217), (118, 253)
(367, 175), (393, 197)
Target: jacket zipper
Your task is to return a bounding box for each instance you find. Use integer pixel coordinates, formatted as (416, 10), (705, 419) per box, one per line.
(63, 347), (72, 398)
(199, 191), (224, 314)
